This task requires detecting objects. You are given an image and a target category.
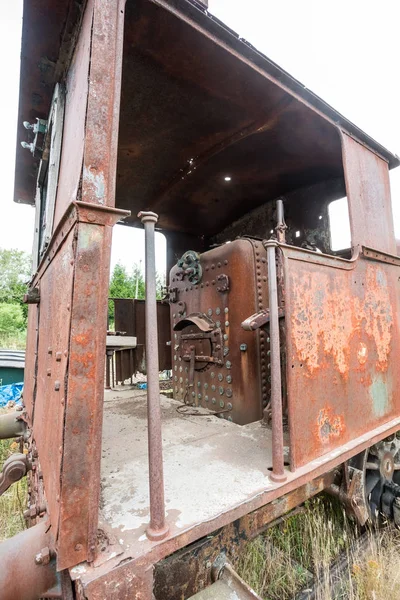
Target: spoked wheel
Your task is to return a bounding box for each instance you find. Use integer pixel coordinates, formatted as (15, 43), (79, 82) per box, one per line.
(351, 433), (400, 524)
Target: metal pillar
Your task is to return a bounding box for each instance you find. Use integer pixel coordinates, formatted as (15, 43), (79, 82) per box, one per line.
(265, 240), (287, 483)
(138, 211), (169, 541)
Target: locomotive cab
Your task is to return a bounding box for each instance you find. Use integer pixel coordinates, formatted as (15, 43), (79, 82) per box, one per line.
(7, 0), (400, 597)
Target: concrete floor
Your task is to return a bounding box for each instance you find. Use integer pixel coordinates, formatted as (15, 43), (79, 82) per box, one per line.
(100, 388), (284, 546)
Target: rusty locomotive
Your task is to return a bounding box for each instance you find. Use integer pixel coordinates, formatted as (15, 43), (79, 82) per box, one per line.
(1, 0), (399, 598)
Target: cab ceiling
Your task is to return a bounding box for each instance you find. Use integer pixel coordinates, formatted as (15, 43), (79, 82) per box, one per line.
(116, 0), (344, 235)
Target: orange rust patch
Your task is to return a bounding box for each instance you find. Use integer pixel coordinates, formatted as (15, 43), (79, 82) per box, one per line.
(317, 407), (345, 444)
(290, 265), (392, 375)
(354, 266), (393, 370)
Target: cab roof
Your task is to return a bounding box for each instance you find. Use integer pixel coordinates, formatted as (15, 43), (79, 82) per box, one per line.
(14, 0), (399, 236)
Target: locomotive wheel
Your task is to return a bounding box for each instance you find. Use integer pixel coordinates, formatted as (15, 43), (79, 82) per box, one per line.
(352, 433), (400, 523)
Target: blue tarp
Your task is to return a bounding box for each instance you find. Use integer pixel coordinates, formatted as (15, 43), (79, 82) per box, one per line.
(0, 382), (23, 407)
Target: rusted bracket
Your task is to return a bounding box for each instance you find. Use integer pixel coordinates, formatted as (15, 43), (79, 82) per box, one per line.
(327, 464), (369, 526)
(211, 558), (263, 600)
(0, 453), (31, 497)
(241, 307), (284, 331)
(23, 286), (40, 304)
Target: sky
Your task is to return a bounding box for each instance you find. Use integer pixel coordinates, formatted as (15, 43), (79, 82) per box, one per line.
(1, 0), (399, 276)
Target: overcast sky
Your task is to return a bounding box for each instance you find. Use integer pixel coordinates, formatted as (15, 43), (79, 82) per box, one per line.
(1, 0), (399, 275)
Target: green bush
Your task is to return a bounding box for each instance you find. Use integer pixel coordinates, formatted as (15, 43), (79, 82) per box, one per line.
(0, 303), (25, 333)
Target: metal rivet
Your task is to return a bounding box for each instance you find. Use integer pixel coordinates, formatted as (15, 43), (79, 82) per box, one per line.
(211, 384), (216, 392)
(192, 391), (195, 397)
(179, 377), (183, 383)
(226, 388), (232, 398)
(211, 264), (215, 269)
(197, 381), (201, 388)
(211, 372), (215, 378)
(226, 375), (232, 383)
(216, 307), (221, 315)
(228, 416), (233, 422)
(224, 307), (229, 313)
(55, 351), (62, 361)
(174, 376), (178, 382)
(225, 321), (229, 327)
(227, 402), (233, 410)
(47, 347), (52, 354)
(219, 400), (225, 408)
(219, 387), (224, 395)
(208, 308), (213, 316)
(223, 347), (229, 356)
(205, 395), (209, 402)
(226, 361), (232, 369)
(198, 393), (202, 400)
(47, 369), (51, 377)
(54, 381), (61, 391)
(240, 344), (247, 352)
(204, 383), (208, 390)
(212, 398), (216, 405)
(216, 320), (221, 327)
(223, 334), (228, 341)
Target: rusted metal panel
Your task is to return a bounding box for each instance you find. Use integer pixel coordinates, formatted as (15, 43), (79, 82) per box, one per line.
(82, 0), (126, 208)
(77, 563), (153, 600)
(33, 227), (76, 539)
(341, 133), (396, 255)
(283, 245), (400, 469)
(113, 299), (171, 379)
(169, 238), (268, 425)
(57, 205), (128, 570)
(53, 0), (94, 228)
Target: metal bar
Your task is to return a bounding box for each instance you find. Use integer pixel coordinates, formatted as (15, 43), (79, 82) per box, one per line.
(105, 350), (112, 390)
(0, 411), (28, 440)
(138, 210), (169, 541)
(265, 240), (287, 482)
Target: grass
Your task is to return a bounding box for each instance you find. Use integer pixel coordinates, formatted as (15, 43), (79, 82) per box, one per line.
(237, 494), (400, 600)
(0, 330), (27, 350)
(0, 410), (27, 541)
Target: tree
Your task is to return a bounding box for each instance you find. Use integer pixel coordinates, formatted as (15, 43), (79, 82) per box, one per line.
(0, 248), (31, 322)
(108, 262), (165, 322)
(0, 303), (25, 334)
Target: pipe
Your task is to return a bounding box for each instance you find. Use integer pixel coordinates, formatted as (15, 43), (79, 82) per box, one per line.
(0, 521), (57, 600)
(138, 211), (169, 541)
(265, 240), (287, 483)
(275, 198), (287, 243)
(0, 411), (28, 440)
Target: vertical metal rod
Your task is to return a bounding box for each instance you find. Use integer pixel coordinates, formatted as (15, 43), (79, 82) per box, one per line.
(275, 198), (287, 244)
(105, 351), (111, 390)
(138, 211), (169, 541)
(265, 240), (287, 483)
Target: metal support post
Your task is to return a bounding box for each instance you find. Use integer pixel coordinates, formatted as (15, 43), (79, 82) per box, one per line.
(265, 240), (287, 483)
(138, 211), (169, 540)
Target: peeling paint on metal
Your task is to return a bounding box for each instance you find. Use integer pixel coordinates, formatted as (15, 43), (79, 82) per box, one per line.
(83, 166), (106, 204)
(317, 407), (345, 444)
(291, 265), (393, 376)
(370, 374), (389, 418)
